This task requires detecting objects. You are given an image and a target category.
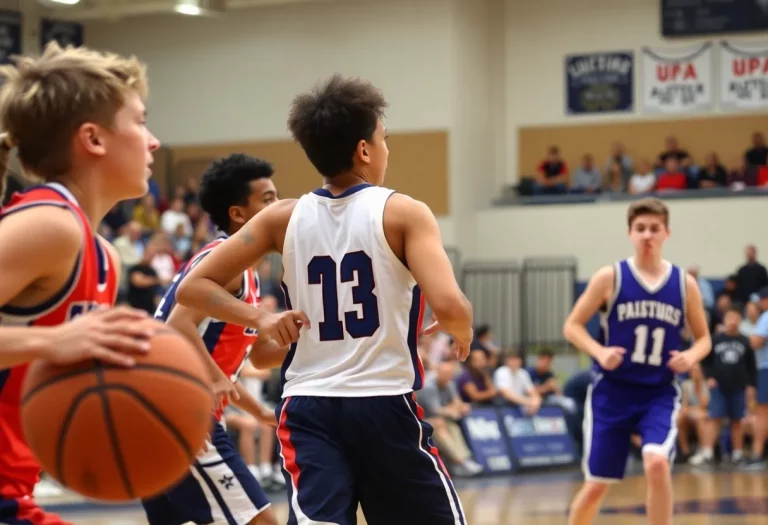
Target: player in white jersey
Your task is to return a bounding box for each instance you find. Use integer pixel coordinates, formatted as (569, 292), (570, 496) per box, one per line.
(176, 74), (473, 525)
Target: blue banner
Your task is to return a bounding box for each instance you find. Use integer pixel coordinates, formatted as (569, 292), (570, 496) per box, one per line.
(565, 51), (634, 114)
(0, 10), (22, 65)
(501, 405), (577, 468)
(460, 407), (514, 474)
(41, 18), (84, 49)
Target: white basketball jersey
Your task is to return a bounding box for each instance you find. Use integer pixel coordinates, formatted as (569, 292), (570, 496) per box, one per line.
(281, 184), (426, 398)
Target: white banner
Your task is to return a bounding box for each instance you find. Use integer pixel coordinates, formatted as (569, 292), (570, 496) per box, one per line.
(720, 41), (768, 110)
(641, 42), (713, 113)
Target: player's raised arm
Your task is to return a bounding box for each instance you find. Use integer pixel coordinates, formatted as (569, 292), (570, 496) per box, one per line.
(563, 265), (620, 367)
(176, 199), (309, 346)
(0, 207), (150, 367)
(387, 194), (473, 359)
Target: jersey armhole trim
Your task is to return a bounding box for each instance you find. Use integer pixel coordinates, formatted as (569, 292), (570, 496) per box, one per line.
(679, 267), (687, 327)
(377, 190), (412, 275)
(604, 261), (622, 314)
(0, 201), (85, 319)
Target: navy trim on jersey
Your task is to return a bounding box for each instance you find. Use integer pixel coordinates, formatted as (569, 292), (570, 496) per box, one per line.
(0, 201), (84, 317)
(407, 285), (423, 391)
(279, 281), (298, 387)
(201, 320), (227, 356)
(0, 369), (11, 397)
(311, 183), (371, 199)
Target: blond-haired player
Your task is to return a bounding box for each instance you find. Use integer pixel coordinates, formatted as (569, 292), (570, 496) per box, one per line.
(0, 42), (159, 524)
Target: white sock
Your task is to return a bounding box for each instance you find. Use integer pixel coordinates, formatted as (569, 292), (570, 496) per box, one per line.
(732, 449), (743, 460)
(701, 447), (714, 459)
(259, 463), (272, 476)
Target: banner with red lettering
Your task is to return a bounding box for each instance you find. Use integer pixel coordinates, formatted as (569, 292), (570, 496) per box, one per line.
(720, 41), (768, 110)
(641, 43), (713, 113)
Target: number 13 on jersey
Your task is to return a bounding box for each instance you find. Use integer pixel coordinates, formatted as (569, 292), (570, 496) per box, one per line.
(308, 251), (381, 341)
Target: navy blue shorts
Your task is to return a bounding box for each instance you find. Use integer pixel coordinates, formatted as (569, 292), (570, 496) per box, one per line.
(708, 387), (746, 420)
(276, 394), (466, 525)
(583, 375), (682, 482)
(141, 421), (270, 525)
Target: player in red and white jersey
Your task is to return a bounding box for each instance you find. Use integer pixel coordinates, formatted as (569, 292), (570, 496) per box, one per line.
(141, 155), (282, 525)
(0, 43), (159, 524)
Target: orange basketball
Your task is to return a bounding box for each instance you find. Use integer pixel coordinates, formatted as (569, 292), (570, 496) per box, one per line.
(20, 318), (214, 501)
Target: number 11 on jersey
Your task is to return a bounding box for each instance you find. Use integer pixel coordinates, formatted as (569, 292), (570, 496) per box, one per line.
(631, 324), (665, 366)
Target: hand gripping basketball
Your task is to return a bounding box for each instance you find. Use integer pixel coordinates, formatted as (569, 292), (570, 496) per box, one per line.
(41, 306), (153, 367)
(258, 309), (311, 347)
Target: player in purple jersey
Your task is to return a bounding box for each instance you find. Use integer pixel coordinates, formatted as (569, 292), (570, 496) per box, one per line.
(563, 198), (711, 525)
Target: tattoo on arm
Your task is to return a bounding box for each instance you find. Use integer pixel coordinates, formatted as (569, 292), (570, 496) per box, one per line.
(241, 229), (255, 245)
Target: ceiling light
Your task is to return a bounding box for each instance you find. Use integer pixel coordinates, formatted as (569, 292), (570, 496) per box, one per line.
(174, 0), (227, 16)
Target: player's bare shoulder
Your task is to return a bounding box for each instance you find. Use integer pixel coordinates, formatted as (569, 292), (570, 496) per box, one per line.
(254, 198), (298, 253)
(590, 264), (617, 305)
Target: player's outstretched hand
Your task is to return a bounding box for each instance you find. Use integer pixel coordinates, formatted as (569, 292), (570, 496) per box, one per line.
(43, 306), (153, 367)
(667, 350), (695, 374)
(258, 310), (311, 348)
(597, 346), (625, 371)
(211, 378), (240, 412)
(423, 321), (473, 362)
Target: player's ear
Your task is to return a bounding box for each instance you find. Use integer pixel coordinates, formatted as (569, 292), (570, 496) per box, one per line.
(357, 139), (370, 165)
(229, 205), (246, 226)
(77, 122), (106, 157)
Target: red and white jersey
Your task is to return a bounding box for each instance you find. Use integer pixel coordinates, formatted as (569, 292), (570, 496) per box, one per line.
(0, 182), (118, 496)
(154, 236), (261, 419)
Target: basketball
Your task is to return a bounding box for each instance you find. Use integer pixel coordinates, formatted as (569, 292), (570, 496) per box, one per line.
(20, 318), (214, 501)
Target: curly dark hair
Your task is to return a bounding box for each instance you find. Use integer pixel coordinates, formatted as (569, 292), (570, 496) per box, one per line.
(198, 154), (274, 233)
(287, 74), (388, 178)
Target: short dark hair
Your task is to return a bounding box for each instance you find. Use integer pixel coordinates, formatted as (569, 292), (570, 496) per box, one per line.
(198, 154), (274, 233)
(287, 74), (388, 178)
(475, 324), (491, 339)
(538, 348), (554, 359)
(627, 197), (669, 228)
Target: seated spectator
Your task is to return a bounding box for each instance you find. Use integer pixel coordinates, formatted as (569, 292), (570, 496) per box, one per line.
(655, 157), (687, 192)
(132, 193), (160, 238)
(728, 160), (758, 188)
(528, 349), (577, 414)
(534, 146), (568, 195)
(719, 274), (739, 302)
(112, 221), (144, 287)
(697, 152), (727, 188)
(456, 349), (498, 404)
(102, 203), (129, 238)
(745, 131), (767, 168)
(171, 223), (192, 261)
(657, 135), (691, 169)
(602, 160), (623, 192)
(627, 159), (656, 195)
(676, 364), (707, 463)
(416, 361), (483, 477)
(470, 325), (500, 369)
(127, 247), (160, 314)
(710, 294), (732, 333)
(160, 197), (194, 237)
(741, 301), (761, 337)
(493, 351), (541, 415)
(604, 141), (633, 190)
(147, 233), (178, 290)
(570, 154), (601, 193)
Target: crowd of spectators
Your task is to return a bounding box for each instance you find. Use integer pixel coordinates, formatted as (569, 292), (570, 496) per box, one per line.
(531, 132), (768, 196)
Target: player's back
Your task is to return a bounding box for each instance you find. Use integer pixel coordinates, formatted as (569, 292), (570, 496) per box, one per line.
(598, 257), (685, 386)
(281, 184), (424, 397)
(0, 183), (118, 495)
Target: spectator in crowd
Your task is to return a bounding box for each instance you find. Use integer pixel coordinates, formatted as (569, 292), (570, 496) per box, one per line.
(745, 131), (767, 167)
(417, 361), (483, 477)
(728, 159), (758, 188)
(718, 275), (739, 302)
(170, 223), (193, 261)
(534, 146), (568, 195)
(562, 370), (594, 454)
(112, 221), (145, 290)
(127, 246), (161, 314)
(627, 159), (656, 195)
(655, 157), (688, 192)
(735, 245), (768, 304)
(470, 324), (499, 363)
(604, 141), (633, 191)
(690, 307), (757, 467)
(456, 349), (498, 405)
(710, 294), (732, 334)
(602, 160), (623, 193)
(741, 301), (761, 338)
(182, 174), (201, 206)
(160, 197), (194, 237)
(677, 364), (707, 464)
(688, 265), (715, 312)
(493, 351), (541, 415)
(132, 193), (160, 237)
(102, 203), (129, 238)
(748, 287), (768, 467)
(570, 154), (601, 193)
(146, 232), (178, 290)
(528, 349), (577, 408)
(657, 135), (691, 169)
(697, 152), (727, 188)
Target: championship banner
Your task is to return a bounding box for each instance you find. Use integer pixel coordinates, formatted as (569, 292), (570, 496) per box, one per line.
(565, 51), (634, 114)
(0, 10), (22, 65)
(501, 405), (576, 469)
(720, 40), (768, 110)
(41, 18), (84, 49)
(460, 407), (514, 474)
(641, 42), (713, 113)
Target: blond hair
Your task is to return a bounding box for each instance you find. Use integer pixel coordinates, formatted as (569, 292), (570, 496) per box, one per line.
(627, 197), (669, 228)
(0, 41), (148, 199)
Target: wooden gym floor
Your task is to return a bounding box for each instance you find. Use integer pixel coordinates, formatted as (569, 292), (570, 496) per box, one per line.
(50, 466), (768, 524)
